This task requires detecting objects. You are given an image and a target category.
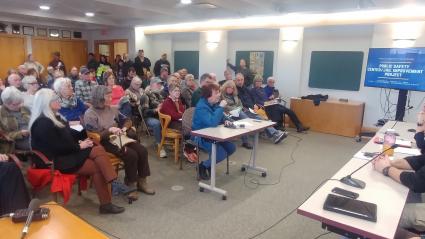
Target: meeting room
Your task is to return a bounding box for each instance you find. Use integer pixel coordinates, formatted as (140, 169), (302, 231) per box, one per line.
(1, 0), (425, 238)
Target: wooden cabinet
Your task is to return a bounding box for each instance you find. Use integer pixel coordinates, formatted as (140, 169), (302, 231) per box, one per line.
(290, 98), (365, 137)
(0, 35), (26, 80)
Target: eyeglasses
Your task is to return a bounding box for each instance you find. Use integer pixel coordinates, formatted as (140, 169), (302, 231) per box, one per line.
(28, 82), (39, 85)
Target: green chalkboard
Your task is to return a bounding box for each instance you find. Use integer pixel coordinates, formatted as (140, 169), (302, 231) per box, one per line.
(174, 51), (199, 79)
(235, 51), (274, 81)
(309, 51), (364, 91)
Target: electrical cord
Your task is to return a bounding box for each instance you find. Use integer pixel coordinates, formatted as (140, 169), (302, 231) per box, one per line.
(43, 203), (122, 239)
(247, 178), (339, 239)
(243, 133), (302, 188)
(312, 231), (332, 239)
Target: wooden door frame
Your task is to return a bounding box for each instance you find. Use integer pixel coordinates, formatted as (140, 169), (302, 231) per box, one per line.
(94, 39), (128, 62)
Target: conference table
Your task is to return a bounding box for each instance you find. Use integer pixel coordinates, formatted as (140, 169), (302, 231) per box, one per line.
(191, 118), (275, 200)
(298, 121), (418, 239)
(0, 202), (108, 239)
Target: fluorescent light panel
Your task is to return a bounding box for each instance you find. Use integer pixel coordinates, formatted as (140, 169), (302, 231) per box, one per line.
(39, 5), (50, 10)
(181, 0), (192, 4)
(138, 5), (425, 34)
(85, 12), (95, 17)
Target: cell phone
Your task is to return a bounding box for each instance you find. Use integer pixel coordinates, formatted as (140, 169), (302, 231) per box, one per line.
(331, 187), (359, 199)
(323, 194), (377, 222)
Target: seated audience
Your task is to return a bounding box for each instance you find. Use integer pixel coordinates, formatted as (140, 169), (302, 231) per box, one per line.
(84, 86), (155, 200)
(227, 58), (255, 88)
(87, 53), (99, 73)
(30, 88), (124, 214)
(46, 66), (55, 88)
(160, 83), (185, 130)
(236, 74), (308, 132)
(179, 68), (188, 80)
(75, 67), (98, 106)
(142, 78), (165, 157)
(7, 73), (24, 91)
(159, 67), (169, 83)
(22, 75), (40, 110)
(17, 65), (27, 79)
(54, 77), (87, 122)
(181, 74), (197, 108)
(219, 69), (233, 86)
(191, 73), (215, 107)
(96, 55), (111, 84)
(0, 87), (31, 151)
(68, 66), (79, 88)
(4, 68), (17, 85)
(24, 53), (44, 75)
(26, 68), (46, 88)
(125, 76), (145, 108)
(373, 106), (425, 233)
(264, 77), (280, 99)
(221, 80), (286, 145)
(161, 75), (178, 98)
(192, 84), (236, 180)
(105, 72), (124, 106)
(0, 154), (30, 214)
(122, 67), (137, 90)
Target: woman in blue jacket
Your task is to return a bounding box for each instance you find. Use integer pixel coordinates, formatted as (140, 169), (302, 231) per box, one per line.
(192, 84), (236, 180)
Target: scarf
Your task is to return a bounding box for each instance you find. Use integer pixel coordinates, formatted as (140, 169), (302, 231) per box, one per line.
(59, 95), (78, 108)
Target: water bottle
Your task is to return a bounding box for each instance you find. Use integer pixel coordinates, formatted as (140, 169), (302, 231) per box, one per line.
(383, 129), (396, 156)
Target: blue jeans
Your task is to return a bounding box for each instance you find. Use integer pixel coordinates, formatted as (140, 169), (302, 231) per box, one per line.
(145, 117), (161, 144)
(202, 141), (236, 168)
(239, 111), (278, 138)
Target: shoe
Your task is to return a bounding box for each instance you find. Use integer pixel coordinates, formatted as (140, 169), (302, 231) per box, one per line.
(273, 130), (288, 144)
(242, 142), (253, 149)
(198, 163), (210, 180)
(159, 148), (167, 158)
(184, 152), (198, 163)
(99, 203), (125, 214)
(137, 177), (156, 195)
(297, 126), (310, 133)
(124, 183), (139, 201)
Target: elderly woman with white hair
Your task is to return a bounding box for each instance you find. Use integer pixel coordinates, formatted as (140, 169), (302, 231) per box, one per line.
(84, 86), (155, 201)
(53, 77), (87, 122)
(0, 87), (31, 151)
(22, 75), (40, 109)
(30, 88), (124, 214)
(181, 74), (197, 108)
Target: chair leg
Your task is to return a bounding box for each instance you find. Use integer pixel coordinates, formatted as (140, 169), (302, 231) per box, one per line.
(78, 177), (82, 196)
(180, 140), (184, 170)
(196, 142), (200, 181)
(174, 138), (180, 164)
(158, 137), (165, 158)
(226, 156), (229, 175)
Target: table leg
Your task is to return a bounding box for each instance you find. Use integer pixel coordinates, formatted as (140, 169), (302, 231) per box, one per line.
(241, 132), (268, 177)
(198, 142), (227, 200)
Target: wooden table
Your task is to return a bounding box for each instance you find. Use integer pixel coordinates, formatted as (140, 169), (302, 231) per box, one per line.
(0, 202), (108, 239)
(191, 118), (275, 200)
(290, 98), (365, 137)
(297, 121), (416, 239)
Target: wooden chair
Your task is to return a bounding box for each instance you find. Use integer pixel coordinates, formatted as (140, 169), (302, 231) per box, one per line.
(158, 111), (182, 166)
(86, 131), (124, 174)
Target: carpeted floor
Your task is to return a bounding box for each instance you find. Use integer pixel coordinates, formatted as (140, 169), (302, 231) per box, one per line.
(37, 129), (366, 239)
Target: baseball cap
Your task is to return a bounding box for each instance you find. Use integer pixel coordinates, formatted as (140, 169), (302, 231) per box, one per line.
(150, 77), (163, 84)
(80, 67), (90, 75)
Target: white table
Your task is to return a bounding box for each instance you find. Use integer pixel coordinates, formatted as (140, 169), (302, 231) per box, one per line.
(298, 121), (417, 239)
(191, 118), (275, 200)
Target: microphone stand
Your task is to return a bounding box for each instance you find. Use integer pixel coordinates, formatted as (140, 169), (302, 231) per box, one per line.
(340, 144), (398, 189)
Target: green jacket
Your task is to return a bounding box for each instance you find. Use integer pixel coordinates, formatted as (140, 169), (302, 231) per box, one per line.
(0, 106), (31, 153)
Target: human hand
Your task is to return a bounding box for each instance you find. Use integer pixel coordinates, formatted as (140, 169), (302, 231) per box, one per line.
(219, 100), (227, 108)
(21, 130), (30, 137)
(269, 95), (275, 100)
(372, 155), (392, 174)
(0, 154), (8, 162)
(79, 139), (93, 149)
(109, 127), (123, 135)
(224, 121), (232, 127)
(254, 104), (259, 111)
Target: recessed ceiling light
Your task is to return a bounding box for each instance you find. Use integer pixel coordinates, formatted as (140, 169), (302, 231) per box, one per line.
(39, 5), (50, 10)
(85, 12), (95, 17)
(181, 0), (192, 4)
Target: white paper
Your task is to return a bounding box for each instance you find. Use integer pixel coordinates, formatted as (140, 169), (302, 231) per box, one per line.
(248, 108), (257, 114)
(354, 151), (394, 161)
(229, 107), (242, 117)
(70, 124), (84, 132)
(234, 122), (253, 128)
(395, 147), (421, 156)
(396, 139), (412, 148)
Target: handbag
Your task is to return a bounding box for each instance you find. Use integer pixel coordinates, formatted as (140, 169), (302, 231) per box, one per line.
(109, 133), (136, 150)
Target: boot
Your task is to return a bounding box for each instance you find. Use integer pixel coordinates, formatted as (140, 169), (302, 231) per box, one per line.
(198, 163), (210, 180)
(99, 203), (125, 214)
(137, 177), (156, 195)
(125, 182), (139, 201)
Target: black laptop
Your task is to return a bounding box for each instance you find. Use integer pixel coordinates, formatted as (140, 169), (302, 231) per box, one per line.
(323, 194), (377, 222)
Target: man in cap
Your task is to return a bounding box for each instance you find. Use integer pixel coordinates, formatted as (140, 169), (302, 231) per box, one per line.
(74, 67), (98, 106)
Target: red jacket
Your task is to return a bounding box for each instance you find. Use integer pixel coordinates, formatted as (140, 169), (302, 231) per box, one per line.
(160, 97), (185, 121)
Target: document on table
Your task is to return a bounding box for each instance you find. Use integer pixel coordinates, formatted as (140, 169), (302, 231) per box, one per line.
(395, 147), (421, 156)
(70, 124), (84, 132)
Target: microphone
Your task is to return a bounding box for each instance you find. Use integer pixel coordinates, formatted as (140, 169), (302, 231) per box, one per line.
(340, 144), (399, 189)
(21, 198), (41, 239)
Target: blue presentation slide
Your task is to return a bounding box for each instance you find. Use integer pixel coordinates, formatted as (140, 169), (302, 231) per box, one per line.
(364, 48), (425, 92)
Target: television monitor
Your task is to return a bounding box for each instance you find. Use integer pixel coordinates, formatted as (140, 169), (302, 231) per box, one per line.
(364, 47), (425, 92)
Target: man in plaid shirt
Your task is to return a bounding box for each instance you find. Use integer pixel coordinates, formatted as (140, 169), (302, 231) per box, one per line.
(75, 67), (98, 106)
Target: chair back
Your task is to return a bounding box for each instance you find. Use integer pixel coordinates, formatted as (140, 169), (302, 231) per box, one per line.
(158, 111), (172, 135)
(86, 131), (101, 144)
(181, 107), (195, 137)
